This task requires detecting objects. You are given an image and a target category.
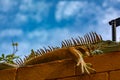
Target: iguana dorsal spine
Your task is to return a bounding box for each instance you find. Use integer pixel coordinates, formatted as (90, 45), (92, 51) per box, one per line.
(16, 32), (102, 74)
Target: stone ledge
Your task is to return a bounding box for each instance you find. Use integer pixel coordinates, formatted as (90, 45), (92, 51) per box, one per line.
(16, 59), (76, 80)
(0, 68), (17, 80)
(85, 52), (120, 73)
(110, 70), (120, 80)
(0, 52), (120, 80)
(57, 72), (108, 80)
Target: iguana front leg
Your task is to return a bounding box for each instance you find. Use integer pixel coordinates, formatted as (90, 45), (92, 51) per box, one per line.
(69, 47), (95, 74)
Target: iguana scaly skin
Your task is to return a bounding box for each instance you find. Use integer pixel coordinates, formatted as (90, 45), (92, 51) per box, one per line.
(16, 32), (103, 74)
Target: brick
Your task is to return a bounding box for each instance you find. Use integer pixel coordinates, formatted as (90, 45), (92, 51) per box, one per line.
(57, 72), (108, 80)
(110, 70), (120, 80)
(0, 68), (17, 80)
(16, 59), (76, 80)
(76, 52), (120, 74)
(57, 77), (77, 80)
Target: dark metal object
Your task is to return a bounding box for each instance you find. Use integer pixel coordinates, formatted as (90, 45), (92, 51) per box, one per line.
(109, 17), (120, 41)
(109, 17), (120, 27)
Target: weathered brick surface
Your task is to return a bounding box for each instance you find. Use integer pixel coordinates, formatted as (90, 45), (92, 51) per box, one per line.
(0, 52), (120, 80)
(110, 70), (120, 80)
(84, 52), (120, 73)
(0, 68), (17, 80)
(57, 73), (108, 80)
(16, 59), (76, 80)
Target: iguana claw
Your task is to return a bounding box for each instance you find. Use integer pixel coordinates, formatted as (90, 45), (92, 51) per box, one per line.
(69, 47), (95, 74)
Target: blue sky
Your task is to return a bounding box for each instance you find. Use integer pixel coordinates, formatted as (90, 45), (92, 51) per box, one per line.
(0, 0), (120, 57)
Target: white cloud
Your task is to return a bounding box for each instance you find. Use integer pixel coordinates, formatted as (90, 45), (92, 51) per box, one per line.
(18, 0), (51, 23)
(116, 0), (120, 2)
(17, 30), (72, 58)
(12, 28), (78, 57)
(110, 0), (120, 3)
(0, 29), (23, 37)
(1, 0), (120, 58)
(0, 42), (12, 54)
(101, 7), (120, 24)
(117, 27), (120, 41)
(56, 1), (86, 21)
(55, 1), (120, 41)
(17, 42), (31, 57)
(14, 13), (28, 23)
(0, 0), (18, 12)
(0, 15), (8, 24)
(0, 0), (52, 25)
(94, 7), (120, 41)
(27, 27), (82, 48)
(28, 30), (48, 41)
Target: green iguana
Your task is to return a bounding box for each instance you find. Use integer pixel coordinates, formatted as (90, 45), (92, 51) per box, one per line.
(16, 32), (103, 74)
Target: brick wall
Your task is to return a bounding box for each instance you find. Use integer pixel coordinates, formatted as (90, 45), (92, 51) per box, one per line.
(0, 52), (120, 80)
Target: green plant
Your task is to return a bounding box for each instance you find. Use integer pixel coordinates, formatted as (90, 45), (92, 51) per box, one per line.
(0, 41), (19, 64)
(0, 53), (19, 64)
(12, 41), (18, 54)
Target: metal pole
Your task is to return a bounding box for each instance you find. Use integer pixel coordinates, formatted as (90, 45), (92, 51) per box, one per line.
(112, 20), (116, 41)
(109, 17), (120, 41)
